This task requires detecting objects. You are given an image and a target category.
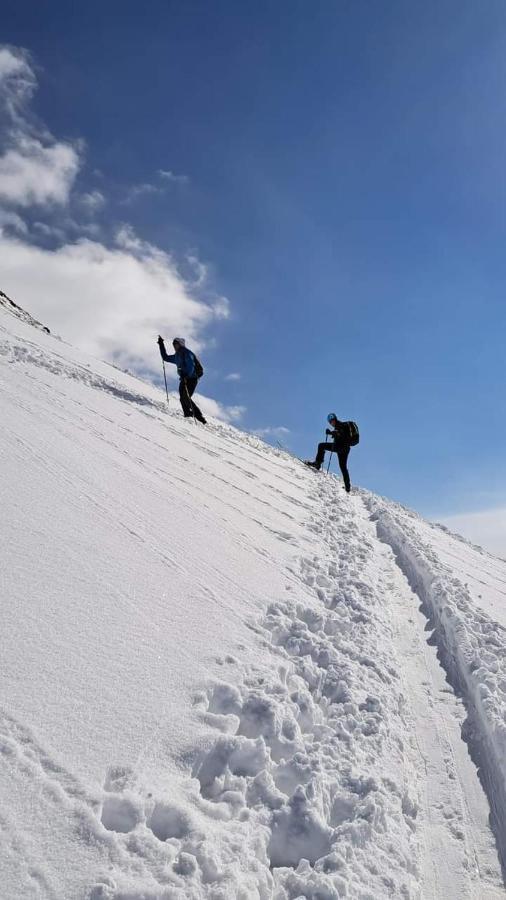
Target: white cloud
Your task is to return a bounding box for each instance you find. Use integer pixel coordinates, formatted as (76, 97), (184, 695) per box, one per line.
(123, 182), (163, 203)
(0, 47), (80, 208)
(437, 507), (506, 560)
(0, 137), (79, 207)
(33, 220), (65, 240)
(33, 218), (102, 241)
(186, 253), (207, 286)
(79, 189), (106, 212)
(0, 46), (36, 118)
(0, 228), (228, 379)
(160, 392), (243, 425)
(66, 218), (102, 238)
(212, 296), (230, 319)
(225, 372), (241, 381)
(0, 209), (27, 233)
(252, 426), (291, 440)
(115, 224), (154, 254)
(124, 170), (189, 204)
(158, 169), (189, 184)
(199, 400), (245, 422)
(0, 46), (30, 80)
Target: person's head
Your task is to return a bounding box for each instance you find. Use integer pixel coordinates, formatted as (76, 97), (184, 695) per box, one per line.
(327, 413), (338, 426)
(172, 337), (186, 350)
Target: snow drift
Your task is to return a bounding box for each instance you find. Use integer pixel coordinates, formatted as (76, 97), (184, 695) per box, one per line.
(1, 296), (505, 899)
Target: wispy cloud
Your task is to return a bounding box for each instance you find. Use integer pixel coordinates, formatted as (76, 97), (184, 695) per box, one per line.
(32, 218), (102, 241)
(212, 296), (230, 320)
(122, 182), (163, 204)
(186, 253), (207, 286)
(252, 426), (291, 440)
(0, 46), (80, 208)
(0, 46), (36, 119)
(223, 405), (246, 421)
(225, 372), (241, 381)
(193, 397), (245, 424)
(123, 168), (189, 204)
(32, 220), (66, 240)
(79, 189), (106, 212)
(0, 208), (27, 234)
(158, 169), (189, 184)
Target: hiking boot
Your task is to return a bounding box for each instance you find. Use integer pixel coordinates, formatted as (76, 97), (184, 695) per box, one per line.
(305, 461), (321, 471)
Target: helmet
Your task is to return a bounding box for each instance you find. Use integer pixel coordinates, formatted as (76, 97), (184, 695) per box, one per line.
(327, 413), (337, 423)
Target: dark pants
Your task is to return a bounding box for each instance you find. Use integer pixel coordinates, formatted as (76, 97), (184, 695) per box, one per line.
(179, 377), (206, 422)
(315, 442), (351, 491)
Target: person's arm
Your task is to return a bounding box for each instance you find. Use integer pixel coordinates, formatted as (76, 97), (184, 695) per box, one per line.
(157, 336), (176, 364)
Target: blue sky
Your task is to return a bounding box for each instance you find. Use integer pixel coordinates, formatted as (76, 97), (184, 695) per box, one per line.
(1, 0), (506, 538)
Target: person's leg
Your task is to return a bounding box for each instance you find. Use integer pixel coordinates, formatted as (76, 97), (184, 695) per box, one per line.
(185, 377), (207, 423)
(337, 446), (351, 491)
(179, 379), (193, 416)
(313, 442), (334, 469)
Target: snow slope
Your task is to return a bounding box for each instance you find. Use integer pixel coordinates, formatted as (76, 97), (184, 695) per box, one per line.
(1, 299), (506, 899)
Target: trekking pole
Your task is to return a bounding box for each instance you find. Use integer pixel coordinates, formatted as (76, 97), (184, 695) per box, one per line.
(324, 430), (333, 474)
(161, 359), (170, 406)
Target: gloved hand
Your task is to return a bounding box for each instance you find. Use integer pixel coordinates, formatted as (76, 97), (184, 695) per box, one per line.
(326, 428), (332, 436)
(157, 335), (164, 346)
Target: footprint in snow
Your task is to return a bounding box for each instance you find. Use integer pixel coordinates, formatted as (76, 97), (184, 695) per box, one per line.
(100, 764), (196, 845)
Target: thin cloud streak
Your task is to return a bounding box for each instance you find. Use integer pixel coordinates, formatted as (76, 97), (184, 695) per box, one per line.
(79, 189), (106, 212)
(252, 426), (291, 440)
(158, 169), (189, 184)
(123, 169), (189, 204)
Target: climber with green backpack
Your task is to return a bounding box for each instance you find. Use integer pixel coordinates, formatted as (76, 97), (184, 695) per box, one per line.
(305, 413), (359, 492)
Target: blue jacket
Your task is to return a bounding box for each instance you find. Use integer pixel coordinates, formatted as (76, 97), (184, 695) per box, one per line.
(159, 341), (196, 379)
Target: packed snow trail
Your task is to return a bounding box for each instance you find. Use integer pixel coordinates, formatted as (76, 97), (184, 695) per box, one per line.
(1, 298), (505, 898)
(364, 494), (506, 885)
(356, 498), (504, 898)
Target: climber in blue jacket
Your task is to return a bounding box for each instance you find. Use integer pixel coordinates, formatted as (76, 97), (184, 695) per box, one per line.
(157, 336), (206, 423)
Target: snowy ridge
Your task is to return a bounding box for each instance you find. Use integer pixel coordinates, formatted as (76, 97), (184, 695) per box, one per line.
(1, 298), (505, 898)
(0, 289), (51, 334)
(366, 494), (506, 872)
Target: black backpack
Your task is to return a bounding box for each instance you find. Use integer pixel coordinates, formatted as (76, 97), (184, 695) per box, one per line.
(345, 421), (360, 445)
(193, 353), (204, 379)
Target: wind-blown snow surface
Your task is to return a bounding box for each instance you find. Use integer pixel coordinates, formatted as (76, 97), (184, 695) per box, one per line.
(1, 300), (506, 899)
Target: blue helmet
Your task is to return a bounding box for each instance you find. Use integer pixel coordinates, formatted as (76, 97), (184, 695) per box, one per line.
(327, 413), (337, 423)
